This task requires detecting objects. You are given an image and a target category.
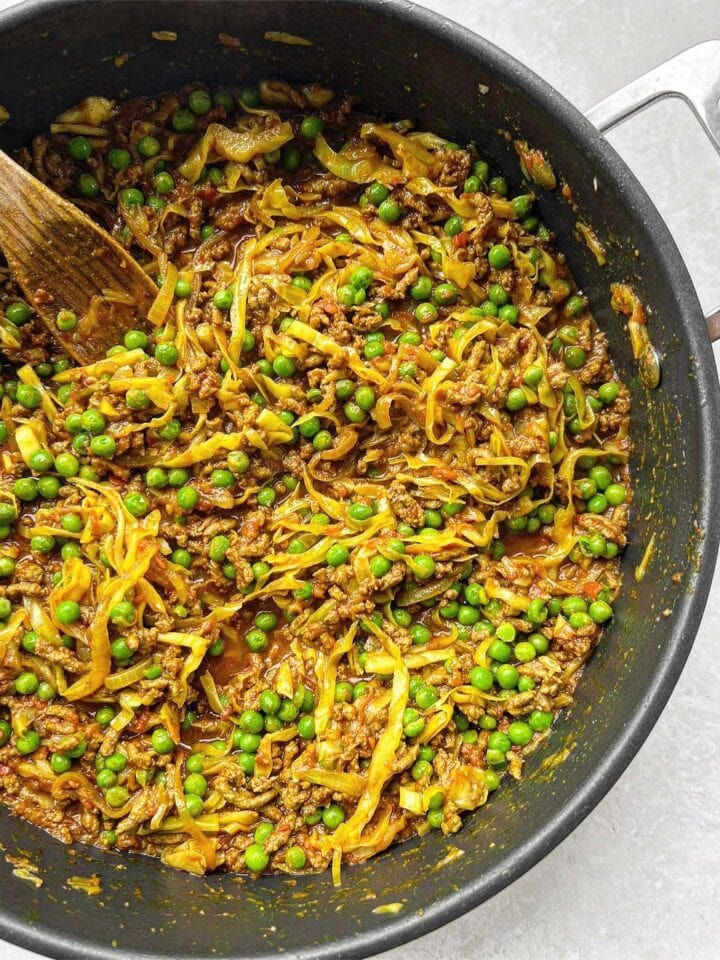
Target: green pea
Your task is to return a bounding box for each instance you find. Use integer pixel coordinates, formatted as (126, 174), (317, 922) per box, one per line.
(362, 337), (383, 359)
(409, 758), (432, 781)
(0, 719), (11, 746)
(151, 727), (174, 754)
(297, 715), (316, 740)
(450, 599), (479, 627)
(514, 641), (536, 663)
(529, 709), (553, 732)
(15, 671), (39, 695)
(95, 706), (115, 727)
(322, 803), (345, 830)
(170, 548), (192, 569)
(245, 628), (268, 652)
(236, 85), (260, 108)
(300, 115), (324, 139)
(392, 608), (412, 628)
(244, 843), (269, 872)
(179, 793), (201, 817)
(587, 493), (608, 514)
(90, 434), (116, 458)
(157, 419), (181, 443)
(444, 214), (465, 236)
(605, 483), (626, 506)
(53, 451), (81, 480)
(512, 194), (533, 218)
(102, 784), (128, 808)
(123, 492), (149, 518)
(440, 600), (459, 619)
(172, 278), (192, 300)
(350, 266), (373, 290)
(16, 730), (41, 754)
(488, 176), (508, 196)
(172, 107), (196, 133)
(151, 341), (179, 370)
(137, 135), (161, 158)
(50, 752), (72, 774)
(281, 144), (302, 172)
(332, 680), (353, 704)
(598, 381), (620, 404)
(237, 751), (256, 775)
(507, 720), (533, 746)
(488, 283), (509, 307)
(487, 639), (511, 662)
(55, 600), (81, 625)
(401, 710), (425, 738)
(432, 282), (458, 306)
(416, 685), (439, 709)
(27, 449), (53, 474)
(326, 544), (349, 567)
(362, 181), (388, 207)
(426, 809), (443, 829)
(256, 486), (276, 508)
(408, 275), (432, 302)
(68, 135), (92, 160)
(186, 88), (211, 115)
(108, 148), (131, 171)
(120, 187), (144, 207)
(331, 380), (355, 404)
(110, 597), (136, 627)
(494, 663), (518, 689)
(174, 485), (198, 512)
(526, 633), (548, 660)
(149, 170), (174, 196)
(369, 555), (392, 578)
(488, 244), (511, 269)
(30, 535), (56, 554)
(77, 173), (99, 198)
(526, 598), (548, 626)
(376, 198), (402, 223)
(486, 732), (509, 756)
(412, 555), (436, 580)
(565, 345), (586, 369)
(256, 690), (280, 717)
(409, 623), (431, 645)
(506, 387), (527, 412)
(589, 600), (613, 623)
(64, 738), (86, 760)
(278, 698), (299, 723)
(285, 845), (307, 870)
(415, 302), (438, 324)
(564, 295), (586, 318)
(183, 772), (208, 797)
(470, 666), (493, 691)
(109, 636), (131, 663)
(16, 384), (41, 410)
(354, 386), (376, 412)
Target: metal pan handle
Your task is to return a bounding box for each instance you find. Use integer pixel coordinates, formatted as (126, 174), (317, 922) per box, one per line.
(586, 40), (720, 342)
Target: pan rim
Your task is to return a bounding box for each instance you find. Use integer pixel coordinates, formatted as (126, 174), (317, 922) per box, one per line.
(0, 1), (718, 958)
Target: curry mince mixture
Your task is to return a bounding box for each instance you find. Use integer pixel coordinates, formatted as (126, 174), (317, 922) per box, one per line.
(0, 81), (630, 878)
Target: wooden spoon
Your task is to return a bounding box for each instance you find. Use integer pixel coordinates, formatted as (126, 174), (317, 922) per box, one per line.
(0, 149), (158, 365)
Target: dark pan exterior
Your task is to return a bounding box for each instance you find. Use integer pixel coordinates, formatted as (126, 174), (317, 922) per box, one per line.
(0, 2), (717, 958)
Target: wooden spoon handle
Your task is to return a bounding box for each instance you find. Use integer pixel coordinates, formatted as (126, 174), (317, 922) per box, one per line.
(0, 150), (158, 364)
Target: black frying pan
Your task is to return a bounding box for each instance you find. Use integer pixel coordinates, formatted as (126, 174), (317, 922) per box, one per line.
(0, 2), (718, 958)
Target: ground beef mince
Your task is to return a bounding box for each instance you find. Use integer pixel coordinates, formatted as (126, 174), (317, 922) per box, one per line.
(0, 80), (630, 878)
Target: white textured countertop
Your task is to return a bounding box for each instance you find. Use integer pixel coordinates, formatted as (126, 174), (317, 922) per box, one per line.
(1, 2), (719, 959)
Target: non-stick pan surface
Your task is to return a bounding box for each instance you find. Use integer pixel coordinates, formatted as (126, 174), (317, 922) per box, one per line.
(0, 3), (717, 959)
